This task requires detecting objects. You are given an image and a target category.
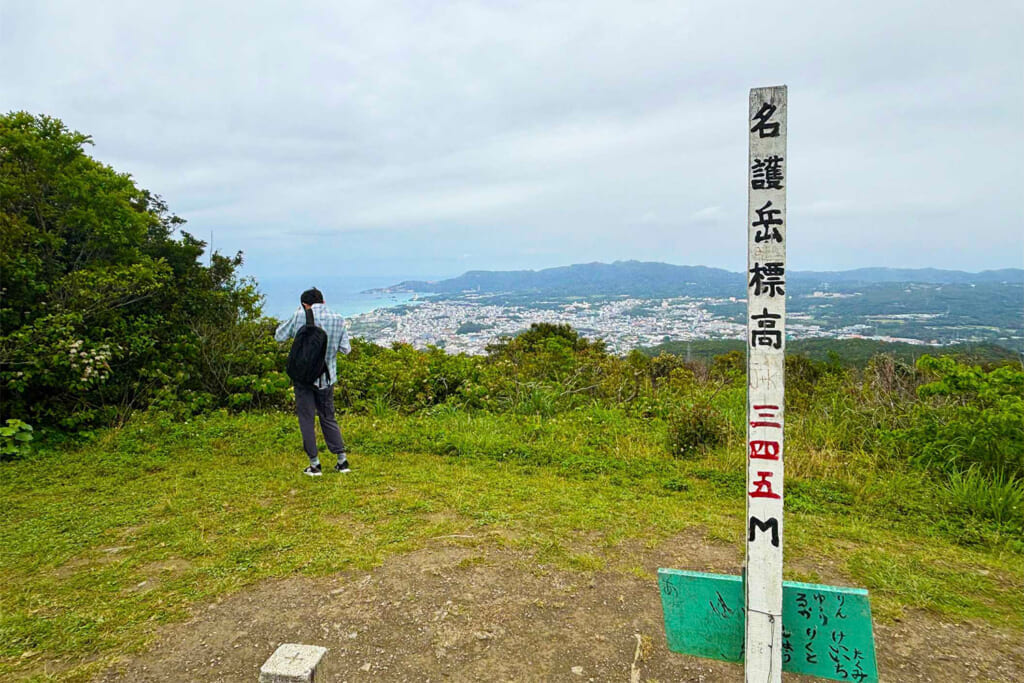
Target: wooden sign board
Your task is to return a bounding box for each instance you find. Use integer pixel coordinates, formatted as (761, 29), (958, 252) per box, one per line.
(658, 569), (879, 682)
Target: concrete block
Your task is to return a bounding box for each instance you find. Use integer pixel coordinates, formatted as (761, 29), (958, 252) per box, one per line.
(259, 643), (328, 683)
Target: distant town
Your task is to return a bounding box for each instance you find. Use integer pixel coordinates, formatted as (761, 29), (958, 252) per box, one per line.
(345, 292), (997, 355)
(348, 295), (737, 354)
(343, 262), (1024, 355)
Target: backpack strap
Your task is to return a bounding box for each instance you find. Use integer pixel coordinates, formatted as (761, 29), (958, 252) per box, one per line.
(303, 305), (331, 386)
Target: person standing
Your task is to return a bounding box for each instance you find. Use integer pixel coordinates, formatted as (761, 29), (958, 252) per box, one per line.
(275, 287), (352, 476)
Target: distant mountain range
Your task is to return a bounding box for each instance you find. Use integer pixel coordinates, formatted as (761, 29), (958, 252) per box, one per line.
(373, 261), (1024, 297)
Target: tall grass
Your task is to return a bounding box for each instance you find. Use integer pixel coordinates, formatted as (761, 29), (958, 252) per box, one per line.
(944, 467), (1024, 528)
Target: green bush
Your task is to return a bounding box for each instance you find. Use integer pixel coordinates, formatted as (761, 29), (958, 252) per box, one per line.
(329, 340), (484, 414)
(666, 402), (729, 458)
(889, 356), (1024, 479)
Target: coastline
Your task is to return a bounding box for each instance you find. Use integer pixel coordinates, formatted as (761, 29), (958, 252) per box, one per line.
(257, 275), (427, 320)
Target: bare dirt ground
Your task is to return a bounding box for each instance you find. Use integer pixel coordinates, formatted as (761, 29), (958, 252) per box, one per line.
(97, 531), (1022, 682)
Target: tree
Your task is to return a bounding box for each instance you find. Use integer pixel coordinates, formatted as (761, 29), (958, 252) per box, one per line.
(486, 322), (605, 356)
(1, 112), (287, 430)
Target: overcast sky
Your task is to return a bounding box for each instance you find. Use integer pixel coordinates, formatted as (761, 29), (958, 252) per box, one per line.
(3, 0), (1022, 284)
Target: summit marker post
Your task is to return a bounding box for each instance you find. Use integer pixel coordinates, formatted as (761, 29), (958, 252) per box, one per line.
(657, 86), (880, 682)
(745, 84), (787, 683)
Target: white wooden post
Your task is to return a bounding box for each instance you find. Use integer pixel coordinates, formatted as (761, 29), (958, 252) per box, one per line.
(745, 85), (787, 683)
(660, 85), (875, 682)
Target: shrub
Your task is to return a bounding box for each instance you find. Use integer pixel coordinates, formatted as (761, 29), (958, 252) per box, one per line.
(863, 353), (919, 407)
(710, 350), (745, 383)
(332, 340), (483, 414)
(890, 356), (1024, 479)
(666, 403), (729, 458)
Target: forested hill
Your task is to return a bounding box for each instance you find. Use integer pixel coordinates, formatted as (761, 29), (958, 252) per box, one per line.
(379, 261), (1024, 297)
(388, 262), (738, 297)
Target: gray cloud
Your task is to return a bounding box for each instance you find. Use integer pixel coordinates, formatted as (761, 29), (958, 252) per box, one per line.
(2, 0), (1021, 282)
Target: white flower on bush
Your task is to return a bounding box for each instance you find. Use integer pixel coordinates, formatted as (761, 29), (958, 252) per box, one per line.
(65, 339), (117, 386)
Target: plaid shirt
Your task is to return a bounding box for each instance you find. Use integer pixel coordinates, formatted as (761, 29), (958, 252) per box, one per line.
(275, 303), (351, 389)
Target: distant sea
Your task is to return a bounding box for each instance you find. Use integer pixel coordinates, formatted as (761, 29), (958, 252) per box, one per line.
(255, 275), (423, 320)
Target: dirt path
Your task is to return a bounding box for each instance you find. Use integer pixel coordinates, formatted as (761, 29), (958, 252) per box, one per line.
(97, 533), (1022, 682)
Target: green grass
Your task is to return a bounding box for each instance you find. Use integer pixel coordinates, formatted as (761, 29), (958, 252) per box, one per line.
(1, 407), (1022, 681)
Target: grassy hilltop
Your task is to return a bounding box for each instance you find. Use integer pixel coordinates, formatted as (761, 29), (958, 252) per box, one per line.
(3, 325), (1024, 680)
(2, 112), (1023, 681)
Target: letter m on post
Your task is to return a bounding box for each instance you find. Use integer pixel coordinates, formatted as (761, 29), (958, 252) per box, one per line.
(748, 516), (780, 547)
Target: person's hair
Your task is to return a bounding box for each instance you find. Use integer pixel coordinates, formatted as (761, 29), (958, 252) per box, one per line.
(301, 287), (324, 306)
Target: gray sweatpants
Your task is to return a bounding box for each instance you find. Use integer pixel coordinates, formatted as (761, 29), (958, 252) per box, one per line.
(294, 384), (347, 466)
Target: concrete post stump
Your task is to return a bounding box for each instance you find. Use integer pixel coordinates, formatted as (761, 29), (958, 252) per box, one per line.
(259, 643), (328, 683)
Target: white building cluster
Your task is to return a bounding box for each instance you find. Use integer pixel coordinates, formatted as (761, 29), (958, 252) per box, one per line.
(347, 295), (827, 355)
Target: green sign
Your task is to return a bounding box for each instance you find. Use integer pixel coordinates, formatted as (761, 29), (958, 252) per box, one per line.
(658, 569), (879, 682)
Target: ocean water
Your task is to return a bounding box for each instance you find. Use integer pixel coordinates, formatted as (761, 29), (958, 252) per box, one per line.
(256, 275), (420, 320)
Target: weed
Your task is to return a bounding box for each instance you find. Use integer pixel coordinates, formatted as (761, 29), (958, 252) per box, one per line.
(0, 419), (34, 460)
(944, 467), (1024, 527)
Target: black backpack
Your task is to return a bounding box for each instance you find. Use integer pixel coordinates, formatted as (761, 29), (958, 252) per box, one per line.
(286, 307), (329, 387)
